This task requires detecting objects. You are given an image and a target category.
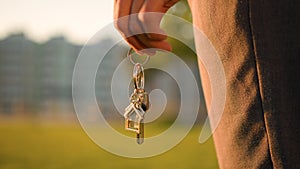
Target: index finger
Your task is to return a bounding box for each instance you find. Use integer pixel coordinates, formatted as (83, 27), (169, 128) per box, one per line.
(114, 0), (133, 37)
(114, 0), (150, 54)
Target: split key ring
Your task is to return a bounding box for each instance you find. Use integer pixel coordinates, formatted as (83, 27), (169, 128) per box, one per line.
(127, 48), (150, 66)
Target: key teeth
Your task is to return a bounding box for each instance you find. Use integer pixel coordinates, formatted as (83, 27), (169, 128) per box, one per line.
(137, 134), (144, 144)
(137, 122), (144, 145)
(137, 138), (144, 144)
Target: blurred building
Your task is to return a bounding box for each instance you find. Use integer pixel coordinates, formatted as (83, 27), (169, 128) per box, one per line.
(0, 33), (81, 115)
(0, 33), (37, 114)
(0, 33), (132, 118)
(37, 36), (80, 115)
(0, 32), (206, 123)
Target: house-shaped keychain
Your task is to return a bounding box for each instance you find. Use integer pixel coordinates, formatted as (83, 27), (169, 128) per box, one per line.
(124, 103), (145, 134)
(123, 62), (149, 144)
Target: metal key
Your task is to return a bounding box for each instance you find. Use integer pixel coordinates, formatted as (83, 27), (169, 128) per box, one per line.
(124, 63), (149, 144)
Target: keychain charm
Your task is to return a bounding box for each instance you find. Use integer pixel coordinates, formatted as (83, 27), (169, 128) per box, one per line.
(124, 48), (150, 144)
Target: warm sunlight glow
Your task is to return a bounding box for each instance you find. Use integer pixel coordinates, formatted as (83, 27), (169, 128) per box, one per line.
(0, 0), (114, 44)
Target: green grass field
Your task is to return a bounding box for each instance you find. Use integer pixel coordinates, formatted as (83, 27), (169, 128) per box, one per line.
(0, 121), (219, 169)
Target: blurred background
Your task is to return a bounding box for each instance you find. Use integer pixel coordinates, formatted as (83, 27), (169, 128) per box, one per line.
(0, 0), (219, 168)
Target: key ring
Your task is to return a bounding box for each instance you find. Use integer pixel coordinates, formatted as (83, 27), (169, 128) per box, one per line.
(133, 63), (144, 90)
(127, 48), (150, 66)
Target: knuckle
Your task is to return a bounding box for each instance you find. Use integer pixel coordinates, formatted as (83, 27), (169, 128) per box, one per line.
(138, 13), (151, 23)
(129, 23), (142, 35)
(114, 20), (126, 32)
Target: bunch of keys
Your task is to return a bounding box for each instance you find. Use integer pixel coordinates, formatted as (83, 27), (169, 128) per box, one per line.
(124, 48), (150, 144)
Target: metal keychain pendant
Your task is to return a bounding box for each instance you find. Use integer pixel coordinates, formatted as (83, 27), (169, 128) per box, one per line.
(124, 49), (150, 144)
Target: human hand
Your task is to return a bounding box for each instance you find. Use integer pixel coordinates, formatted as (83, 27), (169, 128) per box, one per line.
(114, 0), (179, 55)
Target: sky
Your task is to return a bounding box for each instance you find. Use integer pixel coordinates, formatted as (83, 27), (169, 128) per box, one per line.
(0, 0), (114, 44)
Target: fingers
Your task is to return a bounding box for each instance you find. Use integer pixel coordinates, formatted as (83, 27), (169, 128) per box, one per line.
(114, 0), (145, 53)
(128, 0), (145, 36)
(114, 0), (179, 55)
(132, 0), (172, 52)
(131, 0), (144, 14)
(114, 0), (133, 34)
(138, 0), (169, 40)
(134, 34), (172, 52)
(164, 0), (179, 8)
(130, 2), (168, 41)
